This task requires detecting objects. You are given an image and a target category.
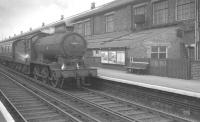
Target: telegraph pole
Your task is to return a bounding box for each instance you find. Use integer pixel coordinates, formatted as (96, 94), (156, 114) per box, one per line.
(195, 0), (199, 60)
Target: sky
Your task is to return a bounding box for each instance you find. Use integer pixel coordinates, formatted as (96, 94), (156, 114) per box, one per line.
(0, 0), (114, 40)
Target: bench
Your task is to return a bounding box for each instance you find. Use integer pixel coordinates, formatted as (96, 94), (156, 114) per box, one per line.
(127, 57), (149, 74)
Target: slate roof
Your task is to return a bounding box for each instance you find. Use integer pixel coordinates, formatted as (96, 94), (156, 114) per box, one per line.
(87, 27), (179, 49)
(86, 31), (130, 48)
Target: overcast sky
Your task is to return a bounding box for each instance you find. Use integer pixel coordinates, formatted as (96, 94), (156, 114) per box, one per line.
(0, 0), (114, 40)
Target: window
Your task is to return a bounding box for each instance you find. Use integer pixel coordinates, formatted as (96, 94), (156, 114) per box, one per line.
(176, 0), (195, 21)
(5, 46), (8, 53)
(76, 23), (83, 35)
(116, 51), (125, 65)
(7, 46), (9, 53)
(134, 4), (147, 26)
(101, 51), (108, 63)
(151, 46), (167, 59)
(1, 47), (3, 53)
(108, 51), (117, 64)
(92, 50), (101, 57)
(101, 50), (125, 65)
(134, 5), (146, 16)
(84, 21), (91, 36)
(153, 0), (168, 25)
(105, 14), (114, 32)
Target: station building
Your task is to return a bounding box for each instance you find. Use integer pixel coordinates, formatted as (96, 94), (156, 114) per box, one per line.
(67, 0), (200, 79)
(3, 0), (199, 79)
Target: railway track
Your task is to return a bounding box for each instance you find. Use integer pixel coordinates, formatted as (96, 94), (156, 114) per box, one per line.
(68, 88), (194, 122)
(99, 81), (200, 120)
(0, 65), (194, 122)
(0, 66), (136, 122)
(0, 72), (81, 122)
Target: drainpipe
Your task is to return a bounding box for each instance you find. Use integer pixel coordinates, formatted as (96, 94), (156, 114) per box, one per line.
(195, 0), (199, 60)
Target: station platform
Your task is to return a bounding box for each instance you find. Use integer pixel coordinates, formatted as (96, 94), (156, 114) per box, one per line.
(0, 101), (14, 122)
(0, 112), (6, 122)
(95, 67), (200, 98)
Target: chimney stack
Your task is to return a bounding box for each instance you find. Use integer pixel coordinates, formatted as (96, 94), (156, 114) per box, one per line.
(42, 22), (45, 27)
(61, 15), (64, 20)
(21, 31), (23, 34)
(91, 2), (95, 9)
(29, 27), (32, 31)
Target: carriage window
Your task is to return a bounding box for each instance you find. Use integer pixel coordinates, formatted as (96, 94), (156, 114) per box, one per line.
(7, 46), (9, 52)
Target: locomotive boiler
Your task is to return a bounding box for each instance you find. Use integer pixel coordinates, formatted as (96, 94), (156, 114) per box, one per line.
(34, 32), (86, 59)
(0, 31), (97, 88)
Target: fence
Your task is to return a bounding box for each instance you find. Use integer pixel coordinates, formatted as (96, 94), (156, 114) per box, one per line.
(149, 59), (191, 79)
(191, 61), (200, 80)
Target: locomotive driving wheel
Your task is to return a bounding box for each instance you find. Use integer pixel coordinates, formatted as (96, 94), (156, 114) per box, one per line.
(50, 71), (60, 87)
(41, 67), (49, 84)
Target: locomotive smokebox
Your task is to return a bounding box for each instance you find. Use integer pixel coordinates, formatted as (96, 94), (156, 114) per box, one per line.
(34, 32), (87, 58)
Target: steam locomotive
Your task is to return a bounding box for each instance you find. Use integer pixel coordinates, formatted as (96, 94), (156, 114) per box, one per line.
(0, 31), (97, 88)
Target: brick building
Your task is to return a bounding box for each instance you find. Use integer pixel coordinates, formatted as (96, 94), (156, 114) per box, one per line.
(67, 0), (199, 72)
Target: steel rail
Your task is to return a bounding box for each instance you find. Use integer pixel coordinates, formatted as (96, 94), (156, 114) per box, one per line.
(0, 71), (82, 122)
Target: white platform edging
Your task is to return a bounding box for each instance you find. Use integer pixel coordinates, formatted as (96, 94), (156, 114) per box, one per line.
(98, 75), (200, 98)
(0, 101), (15, 122)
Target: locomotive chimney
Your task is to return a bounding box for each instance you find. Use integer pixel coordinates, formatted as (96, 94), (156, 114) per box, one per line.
(60, 15), (64, 20)
(91, 2), (95, 9)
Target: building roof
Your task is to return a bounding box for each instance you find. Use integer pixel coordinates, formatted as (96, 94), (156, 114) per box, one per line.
(86, 31), (130, 48)
(88, 27), (179, 49)
(68, 0), (136, 22)
(2, 0), (136, 42)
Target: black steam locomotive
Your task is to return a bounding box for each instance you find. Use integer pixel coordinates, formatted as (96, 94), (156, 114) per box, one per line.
(0, 31), (97, 88)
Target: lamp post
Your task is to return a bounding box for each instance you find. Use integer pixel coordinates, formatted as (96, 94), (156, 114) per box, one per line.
(195, 0), (199, 60)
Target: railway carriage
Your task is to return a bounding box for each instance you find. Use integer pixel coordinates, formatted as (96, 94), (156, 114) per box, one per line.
(0, 31), (97, 88)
